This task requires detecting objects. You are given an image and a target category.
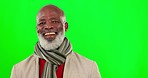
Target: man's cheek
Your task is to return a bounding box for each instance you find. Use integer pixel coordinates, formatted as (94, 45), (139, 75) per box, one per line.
(36, 26), (40, 33)
(57, 26), (63, 32)
(37, 28), (43, 34)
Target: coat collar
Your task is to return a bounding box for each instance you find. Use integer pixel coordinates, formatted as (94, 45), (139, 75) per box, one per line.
(33, 52), (74, 78)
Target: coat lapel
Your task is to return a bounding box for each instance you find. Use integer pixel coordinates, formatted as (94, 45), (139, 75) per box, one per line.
(63, 52), (73, 78)
(33, 54), (39, 78)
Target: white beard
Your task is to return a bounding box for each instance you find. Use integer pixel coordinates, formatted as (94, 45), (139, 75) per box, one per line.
(37, 31), (65, 50)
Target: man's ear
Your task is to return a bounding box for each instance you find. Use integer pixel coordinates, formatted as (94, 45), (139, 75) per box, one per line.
(65, 22), (68, 31)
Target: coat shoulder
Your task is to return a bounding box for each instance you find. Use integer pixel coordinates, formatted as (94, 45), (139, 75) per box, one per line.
(13, 54), (37, 73)
(72, 52), (95, 64)
(15, 54), (36, 67)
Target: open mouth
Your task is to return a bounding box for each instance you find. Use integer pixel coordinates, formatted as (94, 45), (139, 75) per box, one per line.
(43, 32), (58, 40)
(44, 32), (56, 35)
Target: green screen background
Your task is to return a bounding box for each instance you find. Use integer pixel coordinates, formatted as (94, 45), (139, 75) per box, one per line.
(0, 0), (147, 78)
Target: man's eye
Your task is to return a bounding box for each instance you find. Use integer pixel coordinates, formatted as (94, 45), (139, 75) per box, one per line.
(38, 22), (46, 25)
(52, 20), (60, 23)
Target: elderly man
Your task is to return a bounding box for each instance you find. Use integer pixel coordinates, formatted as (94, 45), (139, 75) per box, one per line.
(11, 4), (101, 78)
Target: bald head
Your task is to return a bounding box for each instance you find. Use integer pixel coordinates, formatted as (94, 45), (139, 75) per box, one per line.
(36, 4), (66, 23)
(39, 5), (64, 16)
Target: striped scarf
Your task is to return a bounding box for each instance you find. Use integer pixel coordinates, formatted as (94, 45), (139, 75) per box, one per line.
(34, 37), (72, 78)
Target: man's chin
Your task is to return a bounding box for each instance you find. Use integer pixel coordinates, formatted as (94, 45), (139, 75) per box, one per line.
(44, 37), (56, 41)
(38, 32), (65, 50)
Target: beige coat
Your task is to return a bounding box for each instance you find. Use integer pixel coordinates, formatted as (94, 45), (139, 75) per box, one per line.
(11, 52), (101, 78)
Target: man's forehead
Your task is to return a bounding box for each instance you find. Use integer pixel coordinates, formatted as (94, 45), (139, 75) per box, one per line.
(37, 12), (62, 22)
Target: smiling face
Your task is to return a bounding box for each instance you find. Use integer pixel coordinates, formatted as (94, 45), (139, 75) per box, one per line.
(36, 5), (68, 50)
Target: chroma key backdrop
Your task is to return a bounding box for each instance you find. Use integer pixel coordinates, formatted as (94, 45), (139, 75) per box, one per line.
(0, 0), (147, 78)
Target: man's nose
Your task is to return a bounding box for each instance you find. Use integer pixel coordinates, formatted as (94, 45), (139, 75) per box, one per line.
(44, 22), (54, 30)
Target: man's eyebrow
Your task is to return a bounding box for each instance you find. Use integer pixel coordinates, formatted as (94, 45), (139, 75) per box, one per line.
(38, 18), (46, 21)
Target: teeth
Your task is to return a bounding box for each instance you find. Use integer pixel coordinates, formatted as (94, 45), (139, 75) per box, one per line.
(45, 32), (55, 35)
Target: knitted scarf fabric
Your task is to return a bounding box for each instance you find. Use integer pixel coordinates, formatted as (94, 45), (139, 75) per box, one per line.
(34, 37), (72, 78)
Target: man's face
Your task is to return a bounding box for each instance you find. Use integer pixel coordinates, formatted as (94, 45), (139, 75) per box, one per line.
(36, 7), (65, 41)
(36, 6), (68, 50)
